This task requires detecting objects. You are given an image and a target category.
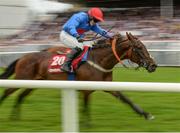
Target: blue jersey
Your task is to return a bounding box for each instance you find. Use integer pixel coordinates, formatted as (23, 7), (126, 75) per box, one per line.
(62, 12), (108, 38)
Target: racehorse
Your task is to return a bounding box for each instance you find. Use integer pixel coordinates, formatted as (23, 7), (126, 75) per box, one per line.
(0, 32), (157, 120)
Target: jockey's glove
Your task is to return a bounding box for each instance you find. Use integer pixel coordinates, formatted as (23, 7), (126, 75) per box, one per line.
(76, 36), (84, 43)
(105, 32), (115, 39)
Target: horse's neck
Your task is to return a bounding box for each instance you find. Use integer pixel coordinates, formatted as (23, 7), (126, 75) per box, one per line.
(88, 46), (121, 70)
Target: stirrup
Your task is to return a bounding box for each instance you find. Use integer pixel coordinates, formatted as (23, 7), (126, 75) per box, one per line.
(61, 64), (71, 72)
(61, 67), (71, 72)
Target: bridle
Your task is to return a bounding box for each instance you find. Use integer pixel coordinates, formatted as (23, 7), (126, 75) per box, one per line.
(110, 35), (148, 68)
(87, 34), (151, 72)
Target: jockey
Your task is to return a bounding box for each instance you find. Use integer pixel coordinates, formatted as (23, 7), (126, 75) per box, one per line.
(60, 7), (114, 72)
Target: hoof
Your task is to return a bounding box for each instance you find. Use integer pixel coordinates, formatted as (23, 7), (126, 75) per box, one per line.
(145, 113), (155, 120)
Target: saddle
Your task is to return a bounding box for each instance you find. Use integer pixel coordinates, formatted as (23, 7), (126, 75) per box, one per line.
(48, 46), (89, 74)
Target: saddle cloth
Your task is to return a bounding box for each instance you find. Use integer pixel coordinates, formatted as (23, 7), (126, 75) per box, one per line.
(48, 46), (89, 74)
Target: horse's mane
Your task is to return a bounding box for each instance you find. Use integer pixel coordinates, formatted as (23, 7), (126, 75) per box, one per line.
(92, 34), (125, 49)
(92, 38), (111, 49)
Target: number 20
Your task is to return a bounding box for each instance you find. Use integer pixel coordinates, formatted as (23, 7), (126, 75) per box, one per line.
(51, 56), (66, 66)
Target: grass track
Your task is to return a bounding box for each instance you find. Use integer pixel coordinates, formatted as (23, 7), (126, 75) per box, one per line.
(0, 67), (180, 132)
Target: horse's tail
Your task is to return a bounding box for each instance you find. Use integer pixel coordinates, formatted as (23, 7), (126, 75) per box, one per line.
(0, 59), (19, 79)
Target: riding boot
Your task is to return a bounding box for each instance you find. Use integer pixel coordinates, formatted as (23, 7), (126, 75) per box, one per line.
(61, 47), (82, 72)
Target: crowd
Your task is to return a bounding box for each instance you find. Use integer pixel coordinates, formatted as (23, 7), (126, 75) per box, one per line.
(0, 7), (180, 45)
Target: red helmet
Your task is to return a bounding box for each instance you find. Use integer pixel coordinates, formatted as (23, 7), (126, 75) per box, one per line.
(88, 8), (104, 22)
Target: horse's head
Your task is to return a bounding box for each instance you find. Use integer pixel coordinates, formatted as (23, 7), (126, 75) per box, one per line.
(115, 32), (157, 72)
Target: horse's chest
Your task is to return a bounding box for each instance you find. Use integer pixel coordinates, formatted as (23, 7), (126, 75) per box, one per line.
(102, 73), (113, 81)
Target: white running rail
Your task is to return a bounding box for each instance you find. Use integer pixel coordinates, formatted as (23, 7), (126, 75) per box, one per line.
(0, 80), (180, 132)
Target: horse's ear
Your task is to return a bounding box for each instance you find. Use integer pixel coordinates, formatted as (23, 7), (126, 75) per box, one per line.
(128, 32), (136, 41)
(129, 32), (136, 41)
(126, 32), (133, 42)
(126, 32), (131, 40)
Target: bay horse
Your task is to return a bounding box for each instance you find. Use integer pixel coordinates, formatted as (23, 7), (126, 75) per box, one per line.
(0, 33), (157, 120)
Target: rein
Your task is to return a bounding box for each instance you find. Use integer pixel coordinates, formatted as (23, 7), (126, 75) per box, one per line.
(111, 37), (131, 67)
(111, 38), (124, 64)
(82, 25), (115, 42)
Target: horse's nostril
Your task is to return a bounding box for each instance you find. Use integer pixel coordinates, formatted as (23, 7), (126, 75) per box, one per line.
(148, 64), (157, 72)
(152, 64), (157, 69)
(146, 64), (156, 72)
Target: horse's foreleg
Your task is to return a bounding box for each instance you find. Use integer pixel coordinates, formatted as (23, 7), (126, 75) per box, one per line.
(11, 89), (34, 120)
(81, 90), (94, 127)
(105, 91), (154, 120)
(0, 88), (19, 105)
(82, 90), (94, 113)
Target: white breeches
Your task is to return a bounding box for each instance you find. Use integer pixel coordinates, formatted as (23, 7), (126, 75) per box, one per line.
(60, 30), (95, 49)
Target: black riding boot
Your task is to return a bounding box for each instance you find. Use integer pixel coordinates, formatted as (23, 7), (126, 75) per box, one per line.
(61, 47), (82, 72)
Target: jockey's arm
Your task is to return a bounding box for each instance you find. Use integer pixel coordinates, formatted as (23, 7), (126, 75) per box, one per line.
(63, 15), (82, 38)
(91, 24), (113, 38)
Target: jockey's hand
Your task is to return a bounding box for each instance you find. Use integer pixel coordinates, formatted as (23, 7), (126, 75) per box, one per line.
(76, 36), (84, 43)
(106, 32), (115, 39)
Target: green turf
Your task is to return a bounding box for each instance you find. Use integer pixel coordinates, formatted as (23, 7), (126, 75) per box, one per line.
(0, 67), (180, 132)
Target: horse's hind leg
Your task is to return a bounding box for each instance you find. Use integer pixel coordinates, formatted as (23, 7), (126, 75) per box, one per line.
(11, 89), (34, 120)
(105, 91), (154, 120)
(0, 88), (19, 105)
